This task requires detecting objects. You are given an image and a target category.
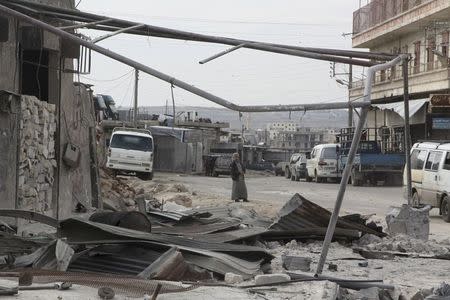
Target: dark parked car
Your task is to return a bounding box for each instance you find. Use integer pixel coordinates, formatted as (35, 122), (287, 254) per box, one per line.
(212, 155), (232, 177)
(274, 162), (288, 176)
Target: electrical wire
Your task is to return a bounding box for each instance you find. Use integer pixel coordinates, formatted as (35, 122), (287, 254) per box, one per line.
(80, 69), (134, 82)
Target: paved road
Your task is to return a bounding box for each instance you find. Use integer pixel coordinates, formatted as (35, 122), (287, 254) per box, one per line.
(157, 172), (449, 238)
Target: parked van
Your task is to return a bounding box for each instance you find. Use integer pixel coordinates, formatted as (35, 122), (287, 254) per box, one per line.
(306, 144), (340, 183)
(406, 141), (450, 222)
(107, 128), (154, 180)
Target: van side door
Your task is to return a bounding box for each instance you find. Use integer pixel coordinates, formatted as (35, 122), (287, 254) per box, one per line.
(306, 149), (316, 176)
(422, 151), (444, 206)
(438, 152), (450, 197)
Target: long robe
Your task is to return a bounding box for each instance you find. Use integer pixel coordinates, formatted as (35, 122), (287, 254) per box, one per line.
(230, 161), (248, 200)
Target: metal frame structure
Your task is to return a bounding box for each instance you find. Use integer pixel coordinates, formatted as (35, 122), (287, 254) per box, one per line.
(0, 1), (413, 278)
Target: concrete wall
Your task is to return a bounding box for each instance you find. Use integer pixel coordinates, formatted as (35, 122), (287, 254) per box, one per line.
(0, 93), (20, 210)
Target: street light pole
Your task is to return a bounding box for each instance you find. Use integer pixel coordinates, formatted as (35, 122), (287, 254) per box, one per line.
(133, 68), (139, 127)
(348, 62), (353, 128)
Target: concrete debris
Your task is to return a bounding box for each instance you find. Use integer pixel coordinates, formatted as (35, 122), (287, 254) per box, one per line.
(166, 194), (193, 208)
(328, 262), (338, 272)
(166, 183), (189, 193)
(412, 289), (433, 300)
(356, 235), (450, 257)
(254, 274), (291, 285)
(282, 255), (312, 271)
(386, 205), (431, 241)
(225, 273), (244, 284)
(426, 282), (450, 299)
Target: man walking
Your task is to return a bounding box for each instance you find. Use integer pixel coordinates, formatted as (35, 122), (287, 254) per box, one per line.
(230, 152), (248, 202)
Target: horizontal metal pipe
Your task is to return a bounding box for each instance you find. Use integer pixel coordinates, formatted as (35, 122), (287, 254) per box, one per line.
(0, 0), (394, 62)
(0, 4), (373, 113)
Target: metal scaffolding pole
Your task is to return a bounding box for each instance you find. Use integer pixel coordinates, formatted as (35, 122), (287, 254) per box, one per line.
(0, 4), (371, 113)
(0, 0), (396, 62)
(133, 69), (139, 127)
(315, 55), (405, 275)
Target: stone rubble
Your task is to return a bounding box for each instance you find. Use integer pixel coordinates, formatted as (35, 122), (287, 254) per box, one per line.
(17, 96), (56, 213)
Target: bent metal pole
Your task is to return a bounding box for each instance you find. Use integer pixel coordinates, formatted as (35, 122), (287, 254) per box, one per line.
(0, 4), (370, 113)
(315, 55), (405, 275)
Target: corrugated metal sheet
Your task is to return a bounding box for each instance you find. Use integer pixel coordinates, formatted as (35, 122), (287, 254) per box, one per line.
(152, 220), (240, 235)
(269, 194), (384, 237)
(59, 218), (273, 278)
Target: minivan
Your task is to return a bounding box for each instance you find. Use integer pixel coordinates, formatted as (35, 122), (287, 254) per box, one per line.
(107, 128), (154, 180)
(406, 141), (450, 222)
(306, 144), (340, 183)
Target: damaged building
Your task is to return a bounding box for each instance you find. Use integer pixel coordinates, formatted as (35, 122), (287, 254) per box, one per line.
(0, 0), (100, 220)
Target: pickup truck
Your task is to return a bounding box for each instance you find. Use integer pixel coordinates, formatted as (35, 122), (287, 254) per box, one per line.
(339, 140), (405, 186)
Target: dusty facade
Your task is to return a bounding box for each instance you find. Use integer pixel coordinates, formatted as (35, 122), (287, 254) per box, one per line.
(0, 0), (99, 220)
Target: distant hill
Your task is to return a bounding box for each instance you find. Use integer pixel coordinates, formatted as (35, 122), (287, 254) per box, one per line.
(120, 106), (349, 130)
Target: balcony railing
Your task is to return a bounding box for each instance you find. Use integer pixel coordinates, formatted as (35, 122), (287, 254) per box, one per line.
(351, 60), (449, 89)
(353, 0), (431, 35)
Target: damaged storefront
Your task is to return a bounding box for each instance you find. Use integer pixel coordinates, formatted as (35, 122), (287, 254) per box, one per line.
(0, 0), (100, 221)
(368, 96), (450, 144)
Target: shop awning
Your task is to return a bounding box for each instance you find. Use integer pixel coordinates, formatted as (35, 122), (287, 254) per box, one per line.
(372, 99), (428, 120)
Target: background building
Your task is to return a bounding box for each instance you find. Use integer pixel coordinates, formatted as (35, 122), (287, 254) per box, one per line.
(351, 0), (450, 141)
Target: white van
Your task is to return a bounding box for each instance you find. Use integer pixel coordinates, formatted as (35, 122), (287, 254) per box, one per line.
(406, 141), (450, 222)
(107, 128), (154, 180)
(306, 144), (340, 183)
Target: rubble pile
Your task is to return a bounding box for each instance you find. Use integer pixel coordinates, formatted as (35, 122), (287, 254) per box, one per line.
(99, 168), (136, 210)
(1, 189), (449, 299)
(356, 234), (450, 257)
(18, 96), (56, 213)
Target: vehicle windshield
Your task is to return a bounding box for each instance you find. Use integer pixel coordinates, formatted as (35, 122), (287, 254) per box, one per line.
(110, 134), (153, 152)
(321, 147), (337, 159)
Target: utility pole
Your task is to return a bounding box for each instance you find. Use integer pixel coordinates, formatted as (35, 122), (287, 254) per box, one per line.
(133, 68), (139, 127)
(348, 62), (353, 128)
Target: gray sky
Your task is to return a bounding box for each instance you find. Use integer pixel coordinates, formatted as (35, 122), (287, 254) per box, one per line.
(78, 0), (363, 109)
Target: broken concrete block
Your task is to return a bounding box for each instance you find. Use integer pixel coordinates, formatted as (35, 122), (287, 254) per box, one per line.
(254, 274), (291, 285)
(386, 204), (431, 241)
(282, 256), (312, 271)
(224, 273), (243, 284)
(359, 287), (380, 300)
(328, 263), (338, 272)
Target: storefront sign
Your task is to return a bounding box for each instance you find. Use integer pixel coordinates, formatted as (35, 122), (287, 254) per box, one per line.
(432, 117), (450, 129)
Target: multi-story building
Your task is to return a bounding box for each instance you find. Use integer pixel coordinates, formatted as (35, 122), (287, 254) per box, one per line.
(266, 122), (297, 140)
(351, 0), (450, 141)
(270, 127), (336, 152)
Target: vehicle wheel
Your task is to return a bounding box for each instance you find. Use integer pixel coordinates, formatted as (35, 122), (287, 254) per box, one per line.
(306, 174), (312, 182)
(314, 170), (321, 183)
(412, 192), (420, 207)
(441, 196), (450, 223)
(138, 172), (153, 181)
(295, 174), (300, 181)
(291, 174), (295, 181)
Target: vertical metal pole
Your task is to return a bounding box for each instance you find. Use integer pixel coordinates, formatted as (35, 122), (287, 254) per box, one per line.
(348, 62), (353, 128)
(315, 55), (404, 275)
(403, 59), (413, 205)
(133, 69), (139, 127)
